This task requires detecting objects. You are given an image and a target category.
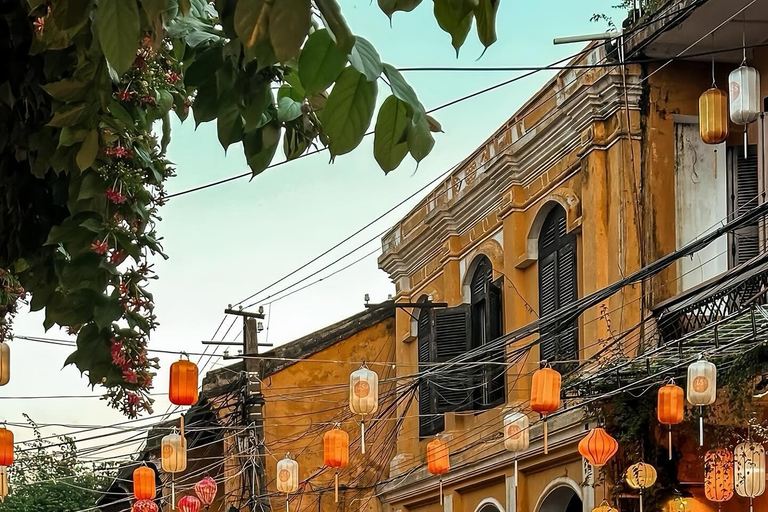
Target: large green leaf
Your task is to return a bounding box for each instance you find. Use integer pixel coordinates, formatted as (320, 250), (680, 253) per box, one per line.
(141, 0), (166, 26)
(474, 0), (499, 49)
(50, 0), (93, 32)
(48, 104), (87, 127)
(407, 112), (435, 164)
(316, 0), (355, 54)
(95, 0), (141, 74)
(76, 130), (100, 171)
(277, 96), (303, 123)
(382, 63), (425, 120)
(374, 95), (409, 173)
(298, 29), (348, 95)
(42, 79), (89, 102)
(433, 0), (475, 55)
(192, 81), (219, 126)
(268, 0), (311, 62)
(234, 0), (271, 49)
(348, 37), (383, 82)
(378, 0), (423, 19)
(243, 123), (280, 176)
(321, 66), (377, 157)
(217, 101), (244, 151)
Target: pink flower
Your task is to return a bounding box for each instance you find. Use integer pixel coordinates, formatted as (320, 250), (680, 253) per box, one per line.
(110, 249), (125, 264)
(127, 392), (140, 407)
(166, 72), (180, 84)
(111, 342), (126, 367)
(119, 89), (133, 102)
(91, 241), (109, 255)
(123, 369), (138, 383)
(105, 188), (127, 204)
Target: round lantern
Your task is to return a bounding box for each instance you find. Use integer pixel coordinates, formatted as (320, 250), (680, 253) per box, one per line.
(179, 495), (202, 512)
(699, 87), (729, 145)
(277, 455), (299, 512)
(323, 427), (349, 502)
(349, 364), (378, 454)
(657, 383), (684, 460)
(591, 500), (618, 512)
(0, 466), (8, 503)
(427, 437), (450, 505)
(169, 356), (199, 406)
(0, 428), (13, 467)
(133, 465), (156, 500)
(132, 499), (159, 512)
(705, 448), (734, 503)
(578, 427), (618, 467)
(687, 357), (716, 446)
(734, 441), (765, 511)
(626, 462), (657, 512)
(194, 476), (217, 509)
(0, 342), (10, 386)
(530, 367), (561, 454)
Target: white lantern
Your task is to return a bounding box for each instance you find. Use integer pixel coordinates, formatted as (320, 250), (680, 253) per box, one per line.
(277, 455), (299, 512)
(0, 342), (9, 386)
(161, 433), (187, 473)
(687, 357), (716, 445)
(349, 365), (378, 454)
(735, 442), (766, 507)
(730, 64), (761, 158)
(0, 466), (8, 503)
(504, 411), (529, 495)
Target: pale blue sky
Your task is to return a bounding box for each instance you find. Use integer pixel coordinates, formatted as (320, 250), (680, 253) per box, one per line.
(11, 0), (617, 448)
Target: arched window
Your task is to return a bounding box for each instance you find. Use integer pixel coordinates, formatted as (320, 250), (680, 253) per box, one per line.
(538, 206), (578, 364)
(418, 304), (444, 437)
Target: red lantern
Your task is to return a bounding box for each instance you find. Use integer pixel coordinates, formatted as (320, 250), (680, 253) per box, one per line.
(179, 495), (202, 512)
(530, 367), (561, 454)
(427, 438), (450, 504)
(194, 477), (217, 508)
(169, 357), (199, 406)
(323, 428), (349, 503)
(578, 428), (618, 467)
(0, 428), (13, 466)
(132, 499), (159, 512)
(133, 466), (156, 500)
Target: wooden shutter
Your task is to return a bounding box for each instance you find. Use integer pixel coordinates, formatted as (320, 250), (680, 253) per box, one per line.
(538, 253), (557, 362)
(418, 308), (443, 437)
(729, 145), (761, 266)
(433, 305), (473, 413)
(557, 241), (578, 362)
(486, 277), (505, 405)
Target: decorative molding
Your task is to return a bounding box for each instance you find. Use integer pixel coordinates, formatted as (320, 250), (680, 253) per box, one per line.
(531, 477), (583, 512)
(515, 189), (582, 269)
(474, 497), (504, 512)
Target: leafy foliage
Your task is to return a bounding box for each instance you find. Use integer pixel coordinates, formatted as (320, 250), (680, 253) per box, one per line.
(0, 0), (500, 416)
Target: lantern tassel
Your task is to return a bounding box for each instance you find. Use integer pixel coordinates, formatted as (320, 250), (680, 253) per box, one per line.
(286, 494), (290, 512)
(668, 426), (673, 460)
(439, 477), (443, 505)
(750, 498), (754, 512)
(361, 421), (366, 455)
(639, 490), (643, 512)
(699, 406), (704, 446)
(543, 417), (548, 455)
(335, 472), (339, 503)
(514, 459), (518, 487)
(171, 476), (176, 511)
(745, 129), (749, 159)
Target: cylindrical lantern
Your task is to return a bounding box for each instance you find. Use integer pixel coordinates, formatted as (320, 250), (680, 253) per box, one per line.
(169, 357), (199, 406)
(699, 87), (729, 145)
(734, 441), (765, 511)
(591, 500), (618, 512)
(0, 428), (13, 467)
(194, 476), (217, 509)
(730, 64), (761, 156)
(0, 466), (7, 503)
(427, 437), (450, 505)
(626, 462), (657, 512)
(133, 465), (156, 500)
(530, 367), (561, 454)
(161, 433), (187, 473)
(687, 357), (716, 446)
(705, 448), (734, 503)
(179, 495), (202, 512)
(503, 412), (529, 487)
(132, 499), (159, 512)
(658, 383), (684, 460)
(0, 342), (10, 386)
(578, 428), (618, 467)
(324, 428), (349, 502)
(277, 456), (299, 512)
(349, 365), (378, 454)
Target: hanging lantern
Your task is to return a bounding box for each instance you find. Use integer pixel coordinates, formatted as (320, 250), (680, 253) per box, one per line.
(323, 427), (349, 503)
(657, 383), (684, 460)
(530, 367), (561, 454)
(427, 437), (450, 505)
(161, 432), (186, 473)
(730, 64), (761, 157)
(0, 342), (10, 386)
(699, 87), (729, 145)
(169, 356), (199, 406)
(349, 364), (378, 454)
(626, 462), (657, 512)
(578, 428), (618, 467)
(179, 495), (202, 512)
(687, 357), (716, 446)
(705, 448), (734, 503)
(734, 441), (765, 512)
(503, 412), (529, 489)
(133, 465), (156, 500)
(277, 455), (299, 512)
(194, 476), (217, 509)
(0, 428), (13, 467)
(132, 499), (159, 512)
(591, 500), (618, 512)
(0, 466), (8, 503)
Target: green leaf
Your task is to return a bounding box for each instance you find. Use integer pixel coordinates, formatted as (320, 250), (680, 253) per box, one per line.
(321, 66), (377, 157)
(316, 0), (355, 54)
(234, 0), (271, 48)
(242, 81), (274, 132)
(48, 104), (87, 127)
(407, 113), (435, 164)
(95, 0), (141, 74)
(42, 79), (89, 102)
(268, 0), (311, 62)
(107, 102), (134, 131)
(50, 0), (93, 31)
(374, 96), (409, 173)
(426, 114), (444, 133)
(156, 89), (173, 113)
(382, 63), (425, 120)
(192, 81), (219, 126)
(94, 293), (124, 330)
(185, 47), (224, 88)
(298, 29), (348, 95)
(217, 101), (244, 151)
(348, 37), (383, 82)
(378, 0), (423, 19)
(277, 96), (303, 123)
(161, 112), (172, 153)
(433, 0), (475, 55)
(283, 125), (308, 160)
(142, 0), (166, 26)
(179, 0), (191, 16)
(59, 127), (88, 147)
(278, 84), (304, 103)
(284, 69), (306, 98)
(474, 0), (499, 49)
(243, 123), (280, 176)
(76, 130), (99, 171)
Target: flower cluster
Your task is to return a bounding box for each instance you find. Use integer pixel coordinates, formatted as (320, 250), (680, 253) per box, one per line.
(0, 270), (25, 343)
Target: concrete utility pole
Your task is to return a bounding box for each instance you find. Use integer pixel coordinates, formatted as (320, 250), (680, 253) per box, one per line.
(243, 317), (268, 512)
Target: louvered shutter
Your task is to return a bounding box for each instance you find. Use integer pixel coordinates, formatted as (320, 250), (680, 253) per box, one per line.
(538, 253), (557, 362)
(729, 145), (761, 266)
(486, 277), (505, 405)
(557, 241), (578, 362)
(433, 304), (473, 413)
(418, 309), (443, 436)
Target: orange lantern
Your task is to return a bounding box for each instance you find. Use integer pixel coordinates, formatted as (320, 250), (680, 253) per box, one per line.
(578, 428), (618, 467)
(427, 437), (450, 504)
(705, 448), (734, 504)
(133, 465), (156, 500)
(657, 383), (684, 460)
(0, 428), (13, 466)
(699, 87), (729, 145)
(169, 356), (198, 406)
(530, 367), (561, 454)
(323, 427), (349, 502)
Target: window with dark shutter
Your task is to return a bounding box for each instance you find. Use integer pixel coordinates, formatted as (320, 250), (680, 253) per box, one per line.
(417, 306), (443, 437)
(538, 206), (579, 366)
(433, 305), (473, 412)
(728, 145), (761, 267)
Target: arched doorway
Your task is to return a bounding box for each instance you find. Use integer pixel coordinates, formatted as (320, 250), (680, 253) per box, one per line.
(537, 485), (582, 512)
(475, 498), (504, 512)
